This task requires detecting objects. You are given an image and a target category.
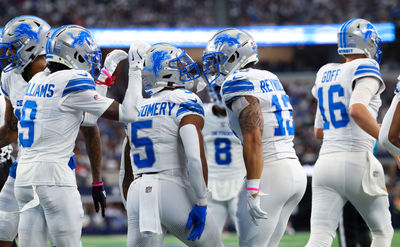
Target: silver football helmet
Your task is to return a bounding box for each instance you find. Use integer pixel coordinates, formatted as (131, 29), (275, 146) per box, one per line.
(0, 15), (50, 73)
(337, 18), (382, 63)
(46, 25), (102, 80)
(202, 28), (258, 87)
(141, 43), (201, 95)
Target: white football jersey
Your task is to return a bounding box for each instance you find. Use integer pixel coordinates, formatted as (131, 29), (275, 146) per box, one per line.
(15, 69), (113, 187)
(221, 68), (297, 162)
(202, 103), (245, 180)
(312, 58), (384, 154)
(125, 89), (204, 176)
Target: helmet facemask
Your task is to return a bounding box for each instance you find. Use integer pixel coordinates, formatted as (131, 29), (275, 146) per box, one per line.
(0, 15), (50, 73)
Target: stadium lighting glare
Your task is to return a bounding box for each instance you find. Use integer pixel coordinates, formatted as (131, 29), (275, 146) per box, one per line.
(0, 23), (394, 48)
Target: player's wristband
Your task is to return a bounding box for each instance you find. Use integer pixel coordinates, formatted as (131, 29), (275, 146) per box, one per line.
(92, 182), (104, 187)
(246, 179), (260, 195)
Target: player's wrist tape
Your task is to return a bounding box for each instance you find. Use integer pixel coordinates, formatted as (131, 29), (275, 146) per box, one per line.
(197, 197), (207, 206)
(92, 182), (104, 187)
(246, 179), (260, 195)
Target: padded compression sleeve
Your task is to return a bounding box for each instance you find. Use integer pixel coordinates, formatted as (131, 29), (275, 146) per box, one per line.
(119, 69), (143, 123)
(350, 77), (380, 106)
(179, 124), (208, 205)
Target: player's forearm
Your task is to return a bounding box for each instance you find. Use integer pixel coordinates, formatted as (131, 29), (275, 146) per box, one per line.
(122, 137), (134, 200)
(242, 130), (264, 179)
(80, 125), (102, 184)
(0, 126), (17, 148)
(350, 103), (380, 140)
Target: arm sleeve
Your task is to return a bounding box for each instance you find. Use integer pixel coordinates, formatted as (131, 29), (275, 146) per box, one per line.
(349, 77), (380, 107)
(314, 106), (324, 129)
(119, 69), (143, 123)
(60, 89), (113, 117)
(179, 124), (208, 205)
(379, 94), (400, 155)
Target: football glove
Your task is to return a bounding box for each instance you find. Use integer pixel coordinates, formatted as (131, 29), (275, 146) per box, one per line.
(186, 205), (207, 241)
(128, 40), (151, 70)
(96, 49), (128, 87)
(92, 182), (107, 218)
(247, 191), (268, 225)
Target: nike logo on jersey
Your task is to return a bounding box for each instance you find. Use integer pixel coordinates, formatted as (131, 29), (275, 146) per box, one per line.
(189, 98), (198, 103)
(232, 75), (243, 80)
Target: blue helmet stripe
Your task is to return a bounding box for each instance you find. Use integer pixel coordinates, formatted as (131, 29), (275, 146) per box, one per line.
(342, 19), (358, 48)
(62, 84), (96, 97)
(46, 25), (73, 54)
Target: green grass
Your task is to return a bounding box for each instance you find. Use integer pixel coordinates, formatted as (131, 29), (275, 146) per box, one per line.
(79, 230), (400, 247)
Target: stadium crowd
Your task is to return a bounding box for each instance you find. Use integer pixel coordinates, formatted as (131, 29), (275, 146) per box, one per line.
(1, 0), (400, 28)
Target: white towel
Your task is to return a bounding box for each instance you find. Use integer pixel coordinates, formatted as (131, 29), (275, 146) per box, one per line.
(0, 185), (40, 219)
(362, 152), (388, 197)
(139, 175), (162, 237)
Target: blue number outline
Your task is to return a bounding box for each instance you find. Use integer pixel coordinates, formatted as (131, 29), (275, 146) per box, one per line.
(19, 100), (37, 147)
(130, 120), (156, 168)
(214, 137), (232, 165)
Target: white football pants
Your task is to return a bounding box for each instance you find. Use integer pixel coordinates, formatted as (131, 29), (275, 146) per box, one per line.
(237, 158), (307, 247)
(14, 185), (84, 247)
(208, 195), (239, 234)
(0, 177), (19, 241)
(126, 174), (224, 247)
(306, 152), (394, 247)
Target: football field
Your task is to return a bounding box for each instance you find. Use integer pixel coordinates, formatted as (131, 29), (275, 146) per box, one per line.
(80, 230), (400, 247)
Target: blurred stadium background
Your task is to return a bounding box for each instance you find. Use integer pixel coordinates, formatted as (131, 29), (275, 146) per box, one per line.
(2, 0), (400, 246)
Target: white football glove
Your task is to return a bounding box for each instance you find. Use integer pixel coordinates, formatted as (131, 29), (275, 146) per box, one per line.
(96, 49), (128, 87)
(128, 40), (151, 70)
(247, 191), (268, 225)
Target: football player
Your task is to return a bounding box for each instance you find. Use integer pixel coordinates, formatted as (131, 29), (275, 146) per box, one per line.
(202, 84), (245, 234)
(0, 17), (107, 247)
(120, 42), (223, 247)
(306, 19), (393, 247)
(202, 28), (307, 247)
(379, 75), (400, 164)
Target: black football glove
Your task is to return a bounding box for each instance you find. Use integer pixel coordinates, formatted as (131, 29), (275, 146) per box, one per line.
(92, 182), (107, 217)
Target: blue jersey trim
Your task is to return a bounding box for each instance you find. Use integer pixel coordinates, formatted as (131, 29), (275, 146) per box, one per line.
(0, 81), (8, 97)
(177, 102), (204, 117)
(222, 85), (254, 95)
(356, 65), (379, 72)
(65, 78), (95, 89)
(9, 161), (17, 179)
(68, 155), (76, 170)
(354, 69), (382, 78)
(223, 79), (253, 88)
(62, 84), (96, 97)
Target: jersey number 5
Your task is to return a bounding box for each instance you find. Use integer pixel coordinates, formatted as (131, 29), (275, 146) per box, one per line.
(19, 100), (37, 147)
(130, 120), (155, 168)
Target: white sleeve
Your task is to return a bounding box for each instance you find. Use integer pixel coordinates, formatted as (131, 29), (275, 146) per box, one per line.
(314, 107), (324, 129)
(80, 84), (109, 126)
(60, 89), (113, 117)
(119, 136), (128, 208)
(119, 69), (143, 123)
(349, 77), (380, 106)
(379, 94), (400, 155)
(179, 124), (208, 206)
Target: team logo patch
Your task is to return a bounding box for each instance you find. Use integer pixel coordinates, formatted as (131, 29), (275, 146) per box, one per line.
(145, 186), (152, 193)
(373, 170), (379, 177)
(93, 94), (99, 100)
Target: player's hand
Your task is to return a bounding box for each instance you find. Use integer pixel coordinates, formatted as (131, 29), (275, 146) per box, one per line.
(186, 205), (207, 241)
(96, 49), (128, 87)
(247, 191), (268, 225)
(92, 182), (107, 217)
(128, 40), (151, 70)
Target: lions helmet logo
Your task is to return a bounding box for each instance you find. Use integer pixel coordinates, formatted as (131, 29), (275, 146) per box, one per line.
(214, 33), (241, 48)
(14, 23), (42, 44)
(67, 31), (94, 48)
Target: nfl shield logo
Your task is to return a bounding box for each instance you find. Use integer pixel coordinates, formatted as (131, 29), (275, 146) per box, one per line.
(373, 171), (379, 177)
(145, 186), (152, 193)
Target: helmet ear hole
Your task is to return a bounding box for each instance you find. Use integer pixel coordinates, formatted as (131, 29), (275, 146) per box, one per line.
(78, 55), (85, 63)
